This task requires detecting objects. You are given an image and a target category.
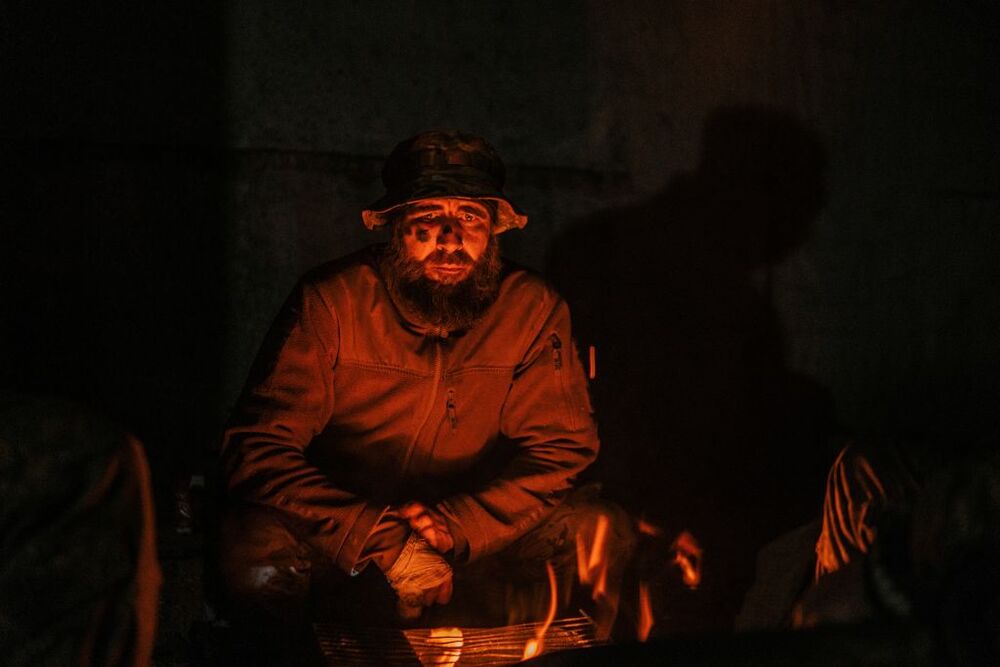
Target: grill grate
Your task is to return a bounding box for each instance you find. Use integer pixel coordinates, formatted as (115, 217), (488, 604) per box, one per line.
(314, 616), (600, 665)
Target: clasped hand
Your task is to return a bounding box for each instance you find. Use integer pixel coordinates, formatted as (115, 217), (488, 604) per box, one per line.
(384, 533), (453, 619)
(381, 502), (456, 619)
(400, 501), (455, 554)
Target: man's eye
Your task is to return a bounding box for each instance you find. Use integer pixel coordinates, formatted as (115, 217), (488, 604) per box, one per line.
(423, 213), (436, 220)
(463, 213), (474, 221)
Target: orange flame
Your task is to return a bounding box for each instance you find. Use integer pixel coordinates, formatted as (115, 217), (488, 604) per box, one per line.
(592, 557), (608, 600)
(589, 513), (609, 572)
(670, 530), (703, 589)
(522, 639), (541, 661)
(576, 513), (609, 589)
(637, 517), (662, 537)
(575, 532), (589, 583)
(637, 581), (654, 642)
(522, 561), (558, 661)
(414, 627), (463, 666)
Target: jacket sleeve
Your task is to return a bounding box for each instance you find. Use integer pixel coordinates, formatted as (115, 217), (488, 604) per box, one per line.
(438, 294), (599, 562)
(219, 278), (388, 573)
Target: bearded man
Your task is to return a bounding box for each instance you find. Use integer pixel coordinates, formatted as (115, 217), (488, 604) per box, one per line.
(216, 131), (628, 647)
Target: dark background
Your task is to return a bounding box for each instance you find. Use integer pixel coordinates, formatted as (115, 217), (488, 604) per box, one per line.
(3, 0), (999, 638)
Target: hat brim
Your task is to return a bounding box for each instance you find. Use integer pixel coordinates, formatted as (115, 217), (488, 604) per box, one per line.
(361, 168), (527, 234)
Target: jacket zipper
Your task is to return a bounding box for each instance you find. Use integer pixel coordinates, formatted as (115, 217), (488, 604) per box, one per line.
(446, 388), (458, 429)
(402, 333), (444, 473)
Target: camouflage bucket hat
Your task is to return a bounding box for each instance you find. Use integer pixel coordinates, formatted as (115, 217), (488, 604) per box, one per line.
(362, 130), (528, 234)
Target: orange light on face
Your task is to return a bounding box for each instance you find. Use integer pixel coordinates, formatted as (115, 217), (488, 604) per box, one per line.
(670, 530), (703, 589)
(400, 198), (493, 284)
(637, 581), (654, 642)
(521, 561), (558, 661)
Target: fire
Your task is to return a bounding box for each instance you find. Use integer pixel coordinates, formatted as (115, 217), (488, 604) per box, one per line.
(415, 627), (463, 666)
(637, 581), (653, 642)
(670, 530), (703, 589)
(592, 554), (608, 599)
(575, 532), (587, 581)
(576, 513), (609, 593)
(521, 561), (558, 661)
(574, 512), (622, 640)
(588, 513), (609, 573)
(637, 517), (661, 537)
(521, 638), (541, 661)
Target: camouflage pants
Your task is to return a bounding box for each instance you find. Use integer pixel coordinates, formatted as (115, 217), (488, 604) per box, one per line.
(215, 483), (634, 630)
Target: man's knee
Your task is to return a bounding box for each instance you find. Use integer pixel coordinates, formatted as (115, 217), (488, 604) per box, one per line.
(217, 504), (312, 610)
(509, 492), (637, 571)
(558, 494), (635, 551)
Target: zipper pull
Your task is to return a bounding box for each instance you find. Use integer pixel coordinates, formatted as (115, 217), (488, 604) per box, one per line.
(550, 333), (563, 369)
(446, 388), (458, 429)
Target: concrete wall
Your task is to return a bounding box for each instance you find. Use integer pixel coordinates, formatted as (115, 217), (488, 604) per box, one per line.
(221, 1), (999, 440)
(4, 1), (998, 499)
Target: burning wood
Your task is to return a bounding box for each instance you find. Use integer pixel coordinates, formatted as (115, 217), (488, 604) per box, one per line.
(630, 523), (702, 641)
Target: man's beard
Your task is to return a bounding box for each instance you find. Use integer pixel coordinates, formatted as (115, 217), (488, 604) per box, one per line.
(381, 233), (503, 332)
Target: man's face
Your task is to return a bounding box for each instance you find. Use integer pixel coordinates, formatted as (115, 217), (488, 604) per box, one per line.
(398, 198), (493, 284)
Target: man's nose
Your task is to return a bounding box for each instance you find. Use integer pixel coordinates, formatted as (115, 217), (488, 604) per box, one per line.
(436, 224), (462, 251)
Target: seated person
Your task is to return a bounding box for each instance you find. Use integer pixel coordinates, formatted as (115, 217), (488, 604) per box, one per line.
(741, 437), (999, 664)
(215, 131), (631, 646)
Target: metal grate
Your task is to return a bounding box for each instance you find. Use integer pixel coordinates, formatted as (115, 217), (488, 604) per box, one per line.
(314, 616), (600, 665)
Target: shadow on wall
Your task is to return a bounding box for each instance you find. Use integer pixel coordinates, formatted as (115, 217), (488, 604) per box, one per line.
(546, 106), (840, 630)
